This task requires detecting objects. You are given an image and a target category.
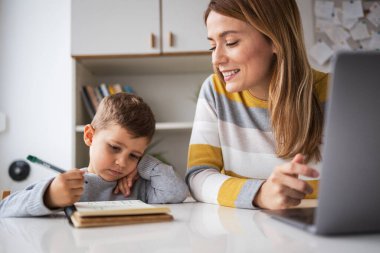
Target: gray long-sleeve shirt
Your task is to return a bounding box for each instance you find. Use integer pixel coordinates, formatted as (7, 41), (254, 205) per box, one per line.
(0, 155), (188, 217)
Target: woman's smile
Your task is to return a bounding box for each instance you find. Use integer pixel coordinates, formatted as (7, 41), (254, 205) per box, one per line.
(221, 69), (240, 82)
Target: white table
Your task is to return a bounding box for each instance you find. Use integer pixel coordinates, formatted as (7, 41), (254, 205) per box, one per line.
(1, 201), (379, 253)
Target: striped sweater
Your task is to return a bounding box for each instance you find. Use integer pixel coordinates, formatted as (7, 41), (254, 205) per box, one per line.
(186, 71), (328, 209)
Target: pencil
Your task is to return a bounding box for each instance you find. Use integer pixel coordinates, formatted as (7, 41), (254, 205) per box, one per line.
(27, 155), (66, 173)
(26, 154), (76, 225)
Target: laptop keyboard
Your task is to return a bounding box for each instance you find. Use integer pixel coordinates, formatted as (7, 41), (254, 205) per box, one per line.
(263, 207), (316, 225)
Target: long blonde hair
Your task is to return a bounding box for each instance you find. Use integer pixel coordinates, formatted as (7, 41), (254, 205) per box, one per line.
(205, 0), (323, 162)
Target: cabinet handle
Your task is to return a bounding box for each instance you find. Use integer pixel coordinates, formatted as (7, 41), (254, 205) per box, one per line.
(150, 33), (156, 48)
(169, 32), (174, 47)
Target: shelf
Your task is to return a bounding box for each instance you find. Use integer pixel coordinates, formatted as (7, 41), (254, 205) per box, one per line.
(75, 122), (193, 133)
(156, 122), (193, 130)
(75, 53), (213, 75)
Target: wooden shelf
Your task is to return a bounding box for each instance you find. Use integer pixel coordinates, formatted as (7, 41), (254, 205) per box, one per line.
(75, 122), (193, 133)
(76, 53), (212, 75)
(156, 122), (193, 130)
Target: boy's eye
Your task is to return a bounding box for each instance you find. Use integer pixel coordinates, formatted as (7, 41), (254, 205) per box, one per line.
(130, 154), (141, 160)
(109, 144), (121, 152)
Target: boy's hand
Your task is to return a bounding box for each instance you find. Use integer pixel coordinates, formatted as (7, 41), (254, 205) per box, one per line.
(44, 169), (85, 209)
(114, 169), (139, 197)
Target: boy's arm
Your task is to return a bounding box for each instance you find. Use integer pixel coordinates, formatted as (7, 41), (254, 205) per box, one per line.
(0, 169), (85, 217)
(0, 178), (58, 217)
(137, 155), (189, 204)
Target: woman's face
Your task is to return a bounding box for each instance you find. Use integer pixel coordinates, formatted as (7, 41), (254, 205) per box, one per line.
(206, 11), (275, 99)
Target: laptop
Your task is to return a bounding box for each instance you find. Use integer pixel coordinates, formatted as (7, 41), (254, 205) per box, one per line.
(262, 51), (380, 235)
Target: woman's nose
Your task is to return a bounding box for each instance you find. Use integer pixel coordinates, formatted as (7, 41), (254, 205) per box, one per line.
(212, 46), (227, 66)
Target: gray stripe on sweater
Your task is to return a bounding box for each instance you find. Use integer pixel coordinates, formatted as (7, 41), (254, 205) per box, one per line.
(199, 76), (271, 131)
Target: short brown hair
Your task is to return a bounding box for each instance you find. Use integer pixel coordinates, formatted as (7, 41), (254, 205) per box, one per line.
(91, 93), (156, 141)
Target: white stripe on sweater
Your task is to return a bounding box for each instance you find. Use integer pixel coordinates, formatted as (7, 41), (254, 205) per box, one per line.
(221, 146), (287, 179)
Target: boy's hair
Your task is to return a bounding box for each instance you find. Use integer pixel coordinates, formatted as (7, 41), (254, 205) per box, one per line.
(91, 93), (156, 141)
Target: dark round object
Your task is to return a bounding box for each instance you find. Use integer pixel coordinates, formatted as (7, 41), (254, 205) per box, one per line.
(9, 160), (30, 181)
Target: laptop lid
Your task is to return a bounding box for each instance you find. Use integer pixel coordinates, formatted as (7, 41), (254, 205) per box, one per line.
(314, 51), (380, 235)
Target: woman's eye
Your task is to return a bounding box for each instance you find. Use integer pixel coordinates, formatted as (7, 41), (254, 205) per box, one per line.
(226, 41), (238, 47)
(209, 46), (216, 51)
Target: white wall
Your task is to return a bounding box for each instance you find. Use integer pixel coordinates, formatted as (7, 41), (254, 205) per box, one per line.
(296, 0), (314, 51)
(0, 0), (73, 190)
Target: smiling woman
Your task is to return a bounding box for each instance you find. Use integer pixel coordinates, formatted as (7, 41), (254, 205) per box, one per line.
(206, 11), (275, 98)
(186, 0), (328, 210)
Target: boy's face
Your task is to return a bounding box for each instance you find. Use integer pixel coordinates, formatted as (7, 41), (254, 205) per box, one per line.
(83, 124), (149, 181)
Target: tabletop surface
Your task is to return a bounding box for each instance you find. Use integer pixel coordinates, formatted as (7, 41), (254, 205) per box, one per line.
(1, 199), (379, 253)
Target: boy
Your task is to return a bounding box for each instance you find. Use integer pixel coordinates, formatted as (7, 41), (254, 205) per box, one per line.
(0, 93), (188, 217)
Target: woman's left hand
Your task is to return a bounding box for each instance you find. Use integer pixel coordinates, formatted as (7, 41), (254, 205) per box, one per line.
(114, 169), (139, 197)
(253, 154), (319, 209)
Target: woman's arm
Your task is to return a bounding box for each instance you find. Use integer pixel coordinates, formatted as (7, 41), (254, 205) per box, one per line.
(186, 75), (265, 209)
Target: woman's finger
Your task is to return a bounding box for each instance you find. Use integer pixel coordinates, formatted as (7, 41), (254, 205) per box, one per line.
(279, 162), (319, 178)
(284, 196), (302, 207)
(282, 186), (306, 200)
(278, 173), (313, 195)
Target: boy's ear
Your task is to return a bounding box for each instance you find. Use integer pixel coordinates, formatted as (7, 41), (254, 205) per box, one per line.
(83, 124), (95, 146)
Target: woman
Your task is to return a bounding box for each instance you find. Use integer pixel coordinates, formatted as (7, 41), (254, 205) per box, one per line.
(186, 0), (328, 210)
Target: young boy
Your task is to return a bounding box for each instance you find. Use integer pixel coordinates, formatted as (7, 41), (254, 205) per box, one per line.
(0, 93), (188, 217)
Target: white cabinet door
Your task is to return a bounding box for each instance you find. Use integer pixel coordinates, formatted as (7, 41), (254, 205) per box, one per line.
(161, 0), (210, 53)
(72, 0), (160, 56)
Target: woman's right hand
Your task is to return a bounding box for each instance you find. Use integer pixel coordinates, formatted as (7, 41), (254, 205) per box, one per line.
(253, 154), (319, 210)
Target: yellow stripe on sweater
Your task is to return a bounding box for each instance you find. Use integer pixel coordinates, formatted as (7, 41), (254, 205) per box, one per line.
(304, 180), (319, 199)
(217, 177), (248, 207)
(313, 71), (329, 103)
(212, 75), (268, 109)
(188, 144), (223, 170)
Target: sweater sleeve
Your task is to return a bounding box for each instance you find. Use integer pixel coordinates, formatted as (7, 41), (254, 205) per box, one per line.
(0, 178), (59, 217)
(186, 75), (264, 209)
(137, 155), (189, 204)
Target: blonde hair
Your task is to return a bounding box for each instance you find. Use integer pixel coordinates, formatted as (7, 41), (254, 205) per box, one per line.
(205, 0), (323, 162)
(91, 93), (156, 141)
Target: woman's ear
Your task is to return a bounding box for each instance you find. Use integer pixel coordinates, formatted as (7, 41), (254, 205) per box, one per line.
(83, 124), (95, 146)
(272, 43), (278, 54)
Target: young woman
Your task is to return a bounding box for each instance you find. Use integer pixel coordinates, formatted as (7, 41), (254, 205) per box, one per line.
(186, 0), (328, 210)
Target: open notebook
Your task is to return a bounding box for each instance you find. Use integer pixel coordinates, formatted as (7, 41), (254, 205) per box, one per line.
(64, 200), (173, 228)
